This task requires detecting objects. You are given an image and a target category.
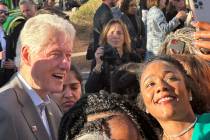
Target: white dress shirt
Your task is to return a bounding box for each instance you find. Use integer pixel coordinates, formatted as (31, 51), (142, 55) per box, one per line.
(17, 73), (52, 139)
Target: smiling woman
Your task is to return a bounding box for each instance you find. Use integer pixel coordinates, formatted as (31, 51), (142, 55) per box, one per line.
(85, 19), (141, 93)
(138, 55), (210, 140)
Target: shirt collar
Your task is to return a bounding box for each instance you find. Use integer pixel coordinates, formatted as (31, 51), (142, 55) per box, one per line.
(17, 72), (51, 107)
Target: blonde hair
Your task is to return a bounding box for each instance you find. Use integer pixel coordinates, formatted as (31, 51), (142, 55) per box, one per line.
(99, 19), (131, 53)
(15, 14), (76, 67)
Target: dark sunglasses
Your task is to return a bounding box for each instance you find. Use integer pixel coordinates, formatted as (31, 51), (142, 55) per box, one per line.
(0, 10), (9, 16)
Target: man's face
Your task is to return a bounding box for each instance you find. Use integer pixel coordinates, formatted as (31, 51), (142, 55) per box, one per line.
(0, 4), (8, 25)
(20, 3), (36, 19)
(25, 30), (73, 94)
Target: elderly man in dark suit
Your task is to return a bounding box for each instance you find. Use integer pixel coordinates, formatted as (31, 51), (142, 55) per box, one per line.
(0, 14), (75, 140)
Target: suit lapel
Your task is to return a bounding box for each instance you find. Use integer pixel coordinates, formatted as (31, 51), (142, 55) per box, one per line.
(12, 76), (50, 140)
(46, 105), (57, 140)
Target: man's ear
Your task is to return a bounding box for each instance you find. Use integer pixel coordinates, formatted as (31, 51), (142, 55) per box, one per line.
(21, 46), (31, 66)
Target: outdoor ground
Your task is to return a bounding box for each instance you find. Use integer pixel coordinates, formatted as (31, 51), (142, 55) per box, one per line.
(65, 0), (101, 78)
(71, 23), (92, 78)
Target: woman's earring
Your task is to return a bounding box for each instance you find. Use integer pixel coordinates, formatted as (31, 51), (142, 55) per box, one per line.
(189, 96), (193, 101)
(146, 108), (149, 113)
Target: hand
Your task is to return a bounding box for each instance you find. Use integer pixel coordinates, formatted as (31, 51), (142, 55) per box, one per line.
(192, 21), (210, 61)
(0, 51), (5, 60)
(176, 11), (187, 21)
(3, 59), (16, 69)
(95, 47), (104, 65)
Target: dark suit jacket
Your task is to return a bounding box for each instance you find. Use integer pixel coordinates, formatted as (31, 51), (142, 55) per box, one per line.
(0, 34), (17, 87)
(121, 13), (146, 50)
(93, 3), (113, 51)
(0, 75), (62, 140)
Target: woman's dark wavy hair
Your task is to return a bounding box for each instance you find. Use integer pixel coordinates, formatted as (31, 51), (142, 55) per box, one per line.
(59, 91), (158, 140)
(137, 55), (208, 114)
(120, 0), (133, 14)
(110, 63), (140, 104)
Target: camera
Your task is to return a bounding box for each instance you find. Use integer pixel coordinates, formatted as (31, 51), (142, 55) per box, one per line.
(101, 44), (118, 65)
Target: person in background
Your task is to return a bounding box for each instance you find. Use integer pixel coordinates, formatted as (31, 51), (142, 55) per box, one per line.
(0, 14), (76, 140)
(91, 0), (118, 58)
(58, 91), (158, 140)
(19, 0), (37, 19)
(121, 0), (146, 61)
(138, 55), (209, 140)
(51, 64), (83, 113)
(111, 0), (123, 19)
(85, 19), (141, 93)
(146, 0), (187, 59)
(8, 0), (37, 61)
(139, 0), (148, 25)
(164, 0), (187, 30)
(44, 0), (55, 7)
(0, 2), (16, 87)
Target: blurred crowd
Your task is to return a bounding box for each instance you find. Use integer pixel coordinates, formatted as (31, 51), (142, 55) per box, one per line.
(0, 0), (210, 140)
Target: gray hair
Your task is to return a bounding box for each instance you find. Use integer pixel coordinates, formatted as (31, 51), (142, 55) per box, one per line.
(19, 0), (35, 6)
(15, 14), (76, 68)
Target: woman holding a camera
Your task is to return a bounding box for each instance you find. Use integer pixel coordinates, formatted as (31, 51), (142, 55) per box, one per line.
(85, 19), (141, 93)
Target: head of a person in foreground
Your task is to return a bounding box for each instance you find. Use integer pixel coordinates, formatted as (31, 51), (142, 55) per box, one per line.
(58, 91), (158, 140)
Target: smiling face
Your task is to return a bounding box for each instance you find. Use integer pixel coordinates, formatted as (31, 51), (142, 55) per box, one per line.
(23, 29), (73, 96)
(106, 23), (125, 50)
(52, 70), (82, 112)
(140, 60), (193, 121)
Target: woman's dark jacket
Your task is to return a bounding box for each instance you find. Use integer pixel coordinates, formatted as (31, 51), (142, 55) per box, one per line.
(85, 51), (140, 93)
(120, 13), (146, 50)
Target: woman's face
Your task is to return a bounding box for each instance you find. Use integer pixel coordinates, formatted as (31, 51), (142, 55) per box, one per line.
(106, 23), (125, 50)
(140, 60), (192, 121)
(52, 71), (82, 113)
(128, 0), (137, 15)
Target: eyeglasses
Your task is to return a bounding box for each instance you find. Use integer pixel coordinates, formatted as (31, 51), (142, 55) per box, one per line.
(0, 10), (9, 16)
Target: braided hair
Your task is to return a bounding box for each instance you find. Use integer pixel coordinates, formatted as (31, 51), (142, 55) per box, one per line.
(159, 27), (199, 55)
(59, 91), (158, 140)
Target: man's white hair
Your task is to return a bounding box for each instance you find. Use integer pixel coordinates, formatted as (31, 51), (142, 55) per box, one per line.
(15, 14), (76, 68)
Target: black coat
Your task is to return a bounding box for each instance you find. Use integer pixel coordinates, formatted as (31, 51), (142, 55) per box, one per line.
(93, 3), (113, 51)
(85, 52), (140, 93)
(121, 13), (146, 50)
(0, 34), (17, 87)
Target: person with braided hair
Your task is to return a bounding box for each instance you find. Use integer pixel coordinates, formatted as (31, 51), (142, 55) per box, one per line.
(58, 91), (159, 140)
(159, 27), (197, 55)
